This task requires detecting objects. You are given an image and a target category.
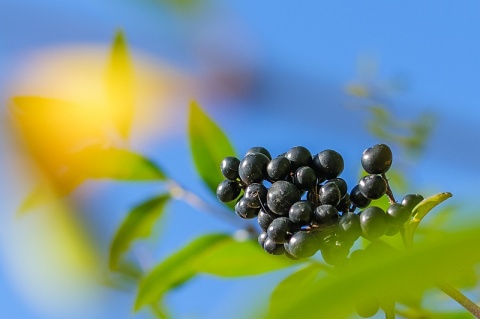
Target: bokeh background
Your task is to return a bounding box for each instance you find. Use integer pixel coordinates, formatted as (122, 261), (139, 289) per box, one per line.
(1, 1), (480, 318)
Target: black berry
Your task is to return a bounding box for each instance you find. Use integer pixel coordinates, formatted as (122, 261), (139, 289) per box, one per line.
(361, 143), (393, 174)
(314, 205), (339, 226)
(238, 153), (270, 184)
(358, 175), (387, 200)
(386, 203), (411, 225)
(234, 198), (259, 219)
(267, 217), (293, 244)
(293, 166), (317, 191)
(401, 193), (424, 212)
(337, 212), (361, 242)
(312, 149), (344, 180)
(243, 183), (267, 208)
(350, 185), (372, 208)
(359, 206), (388, 238)
(289, 200), (315, 225)
(245, 146), (272, 160)
(267, 181), (301, 216)
(266, 156), (291, 181)
(263, 237), (285, 255)
(285, 231), (318, 258)
(319, 182), (341, 206)
(220, 156), (240, 180)
(258, 208), (275, 231)
(285, 146), (312, 171)
(216, 179), (241, 202)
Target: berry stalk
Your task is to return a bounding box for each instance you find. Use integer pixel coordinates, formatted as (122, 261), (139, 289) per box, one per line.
(436, 281), (480, 318)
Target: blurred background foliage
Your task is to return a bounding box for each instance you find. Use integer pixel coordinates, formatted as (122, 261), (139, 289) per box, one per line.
(1, 1), (480, 319)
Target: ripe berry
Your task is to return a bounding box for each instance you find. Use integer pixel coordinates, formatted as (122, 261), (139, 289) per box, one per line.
(319, 182), (341, 206)
(258, 208), (275, 231)
(359, 206), (388, 238)
(267, 181), (301, 216)
(243, 183), (267, 208)
(386, 203), (411, 225)
(358, 175), (387, 200)
(361, 143), (393, 174)
(293, 166), (317, 191)
(220, 156), (240, 180)
(267, 217), (293, 244)
(337, 212), (361, 242)
(284, 231), (318, 258)
(266, 156), (291, 181)
(327, 178), (347, 197)
(285, 146), (312, 171)
(263, 237), (285, 255)
(245, 146), (272, 160)
(216, 179), (241, 202)
(401, 193), (424, 212)
(289, 200), (315, 225)
(385, 224), (400, 236)
(258, 232), (268, 247)
(321, 242), (350, 265)
(234, 198), (259, 219)
(336, 194), (351, 213)
(350, 185), (371, 208)
(238, 153), (270, 184)
(312, 149), (344, 179)
(314, 205), (339, 226)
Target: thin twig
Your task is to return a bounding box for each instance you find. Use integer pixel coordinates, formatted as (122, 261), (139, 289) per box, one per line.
(436, 281), (480, 318)
(382, 173), (396, 204)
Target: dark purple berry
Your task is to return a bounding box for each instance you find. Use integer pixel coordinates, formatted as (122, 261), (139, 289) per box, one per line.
(401, 194), (424, 212)
(359, 206), (388, 238)
(285, 231), (318, 258)
(361, 143), (393, 174)
(234, 198), (259, 219)
(336, 194), (351, 213)
(289, 200), (315, 225)
(319, 182), (341, 206)
(220, 156), (240, 180)
(258, 208), (275, 231)
(285, 146), (312, 171)
(216, 179), (241, 202)
(245, 146), (272, 160)
(263, 237), (285, 255)
(293, 166), (317, 191)
(267, 181), (301, 216)
(350, 185), (371, 208)
(337, 212), (361, 242)
(312, 149), (344, 179)
(385, 224), (400, 236)
(327, 178), (348, 197)
(358, 175), (387, 200)
(267, 217), (293, 244)
(314, 205), (339, 225)
(243, 183), (267, 208)
(386, 203), (412, 225)
(258, 232), (268, 247)
(238, 153), (270, 184)
(266, 156), (291, 181)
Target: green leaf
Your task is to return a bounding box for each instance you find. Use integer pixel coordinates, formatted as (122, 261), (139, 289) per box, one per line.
(134, 234), (296, 311)
(106, 29), (134, 139)
(266, 225), (480, 319)
(109, 194), (170, 270)
(269, 263), (328, 312)
(404, 192), (453, 248)
(68, 147), (166, 180)
(188, 100), (236, 195)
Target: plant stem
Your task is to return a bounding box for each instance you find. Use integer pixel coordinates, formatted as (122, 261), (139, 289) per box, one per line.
(166, 179), (254, 233)
(436, 281), (480, 318)
(382, 173), (396, 204)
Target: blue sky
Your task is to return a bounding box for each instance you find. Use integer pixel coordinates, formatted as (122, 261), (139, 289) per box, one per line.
(1, 1), (480, 318)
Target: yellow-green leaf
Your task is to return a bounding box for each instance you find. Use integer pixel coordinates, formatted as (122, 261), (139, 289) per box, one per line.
(134, 234), (296, 311)
(109, 194), (170, 270)
(266, 225), (480, 319)
(106, 30), (134, 139)
(68, 147), (166, 180)
(188, 101), (236, 195)
(404, 192), (453, 248)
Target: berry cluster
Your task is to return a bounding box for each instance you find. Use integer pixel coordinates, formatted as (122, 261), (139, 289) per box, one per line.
(216, 144), (423, 264)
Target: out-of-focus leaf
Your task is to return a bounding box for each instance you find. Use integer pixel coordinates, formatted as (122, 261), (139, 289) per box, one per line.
(106, 30), (134, 139)
(266, 225), (480, 319)
(188, 101), (236, 194)
(134, 234), (296, 311)
(109, 194), (170, 270)
(68, 147), (166, 180)
(16, 185), (52, 216)
(404, 192), (453, 248)
(270, 263), (328, 312)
